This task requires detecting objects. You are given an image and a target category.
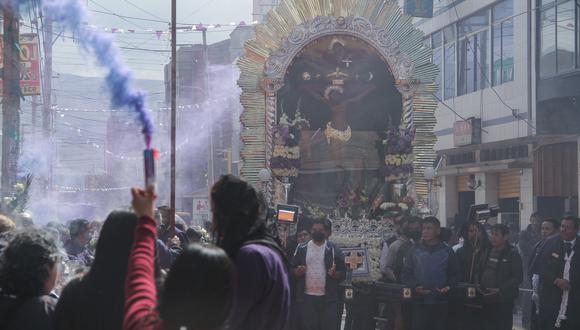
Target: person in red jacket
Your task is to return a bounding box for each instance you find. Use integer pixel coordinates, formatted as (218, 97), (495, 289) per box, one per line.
(124, 186), (236, 330)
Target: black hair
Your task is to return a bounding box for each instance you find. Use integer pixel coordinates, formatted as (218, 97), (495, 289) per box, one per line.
(422, 216), (441, 228)
(323, 219), (333, 231)
(175, 216), (187, 232)
(211, 175), (281, 258)
(491, 223), (510, 236)
(542, 218), (560, 229)
(159, 244), (235, 330)
(0, 229), (60, 298)
(311, 219), (326, 230)
(407, 216), (422, 225)
(562, 216), (580, 229)
(54, 212), (138, 330)
(440, 227), (453, 242)
(186, 227), (202, 240)
(86, 211), (137, 290)
(69, 219), (90, 239)
(296, 217), (313, 233)
(460, 221), (490, 248)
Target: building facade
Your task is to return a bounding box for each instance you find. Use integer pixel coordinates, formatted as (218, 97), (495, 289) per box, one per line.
(416, 0), (580, 232)
(252, 0), (280, 22)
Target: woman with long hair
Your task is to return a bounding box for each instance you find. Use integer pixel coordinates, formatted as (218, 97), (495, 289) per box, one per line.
(211, 175), (291, 330)
(124, 186), (236, 330)
(54, 211), (138, 330)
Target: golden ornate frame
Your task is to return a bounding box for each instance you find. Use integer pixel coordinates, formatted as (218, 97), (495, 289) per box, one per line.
(238, 0), (438, 202)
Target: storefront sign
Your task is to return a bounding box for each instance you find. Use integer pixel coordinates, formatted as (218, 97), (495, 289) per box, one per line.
(404, 0), (434, 18)
(0, 34), (41, 96)
(192, 197), (210, 226)
(454, 118), (482, 147)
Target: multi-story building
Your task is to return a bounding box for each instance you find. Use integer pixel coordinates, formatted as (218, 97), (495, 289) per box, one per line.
(253, 0), (280, 22)
(417, 0), (580, 232)
(163, 26), (256, 215)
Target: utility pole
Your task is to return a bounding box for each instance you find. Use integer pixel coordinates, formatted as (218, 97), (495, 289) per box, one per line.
(170, 0), (177, 233)
(203, 29), (215, 188)
(41, 15), (53, 191)
(2, 3), (21, 197)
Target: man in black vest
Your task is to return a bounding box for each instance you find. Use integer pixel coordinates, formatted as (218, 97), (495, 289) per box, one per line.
(478, 224), (523, 330)
(539, 216), (580, 330)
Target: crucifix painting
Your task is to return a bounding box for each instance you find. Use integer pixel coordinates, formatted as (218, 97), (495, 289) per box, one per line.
(277, 35), (403, 209)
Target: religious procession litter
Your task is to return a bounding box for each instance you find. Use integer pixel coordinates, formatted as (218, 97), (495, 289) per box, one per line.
(1, 0), (580, 330)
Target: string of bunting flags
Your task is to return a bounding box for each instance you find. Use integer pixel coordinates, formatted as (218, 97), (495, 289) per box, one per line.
(37, 21), (259, 41)
(54, 185), (133, 193)
(103, 138), (191, 161)
(52, 96), (236, 113)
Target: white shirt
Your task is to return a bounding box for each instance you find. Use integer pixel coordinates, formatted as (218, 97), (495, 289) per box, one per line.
(379, 242), (390, 276)
(305, 240), (327, 296)
(564, 238), (576, 254)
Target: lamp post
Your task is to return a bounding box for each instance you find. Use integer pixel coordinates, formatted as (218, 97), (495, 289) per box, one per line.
(424, 166), (437, 216)
(258, 168), (272, 201)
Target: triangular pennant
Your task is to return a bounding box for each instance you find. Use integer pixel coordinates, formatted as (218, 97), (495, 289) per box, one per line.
(155, 30), (163, 39)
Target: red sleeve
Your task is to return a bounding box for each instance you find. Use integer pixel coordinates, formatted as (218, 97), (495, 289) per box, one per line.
(123, 216), (162, 330)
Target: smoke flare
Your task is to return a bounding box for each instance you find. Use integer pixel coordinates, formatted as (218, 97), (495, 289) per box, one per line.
(3, 0), (155, 146)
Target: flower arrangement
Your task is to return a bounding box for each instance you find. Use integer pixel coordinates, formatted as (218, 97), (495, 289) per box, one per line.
(0, 174), (32, 217)
(379, 195), (415, 217)
(336, 185), (370, 219)
(270, 110), (310, 178)
(379, 126), (415, 181)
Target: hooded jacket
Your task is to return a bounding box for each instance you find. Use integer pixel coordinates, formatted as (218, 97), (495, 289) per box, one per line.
(292, 240), (346, 303)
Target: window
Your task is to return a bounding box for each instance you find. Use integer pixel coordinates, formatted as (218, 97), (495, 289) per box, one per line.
(458, 9), (489, 96)
(541, 7), (557, 77)
(492, 0), (514, 85)
(444, 26), (456, 99)
(433, 45), (443, 100)
(444, 44), (456, 99)
(539, 0), (576, 77)
(432, 31), (443, 100)
(557, 1), (575, 72)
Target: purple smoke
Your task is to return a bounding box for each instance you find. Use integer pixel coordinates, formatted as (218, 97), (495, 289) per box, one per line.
(7, 0), (155, 146)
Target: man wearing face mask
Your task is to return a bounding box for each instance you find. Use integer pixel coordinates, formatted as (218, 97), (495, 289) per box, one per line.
(292, 219), (346, 330)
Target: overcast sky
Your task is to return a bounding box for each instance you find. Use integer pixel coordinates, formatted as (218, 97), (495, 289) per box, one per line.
(46, 0), (254, 81)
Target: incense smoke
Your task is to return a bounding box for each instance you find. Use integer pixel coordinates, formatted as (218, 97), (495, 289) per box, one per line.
(5, 0), (155, 146)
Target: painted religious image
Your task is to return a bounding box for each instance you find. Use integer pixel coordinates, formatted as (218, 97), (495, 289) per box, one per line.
(275, 35), (403, 213)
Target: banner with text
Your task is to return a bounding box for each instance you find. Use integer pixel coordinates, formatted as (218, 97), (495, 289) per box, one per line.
(0, 33), (41, 96)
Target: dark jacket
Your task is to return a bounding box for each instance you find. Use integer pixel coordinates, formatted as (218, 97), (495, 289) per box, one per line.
(518, 225), (541, 286)
(478, 244), (523, 303)
(402, 241), (459, 304)
(54, 275), (129, 330)
(456, 242), (490, 284)
(156, 239), (180, 269)
(538, 237), (580, 330)
(528, 234), (559, 278)
(292, 240), (346, 303)
(0, 294), (57, 330)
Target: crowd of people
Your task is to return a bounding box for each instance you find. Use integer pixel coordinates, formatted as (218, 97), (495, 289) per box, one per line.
(377, 214), (579, 330)
(0, 174), (578, 330)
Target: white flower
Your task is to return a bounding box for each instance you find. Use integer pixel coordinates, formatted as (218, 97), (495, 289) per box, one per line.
(399, 203), (409, 211)
(380, 202), (396, 210)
